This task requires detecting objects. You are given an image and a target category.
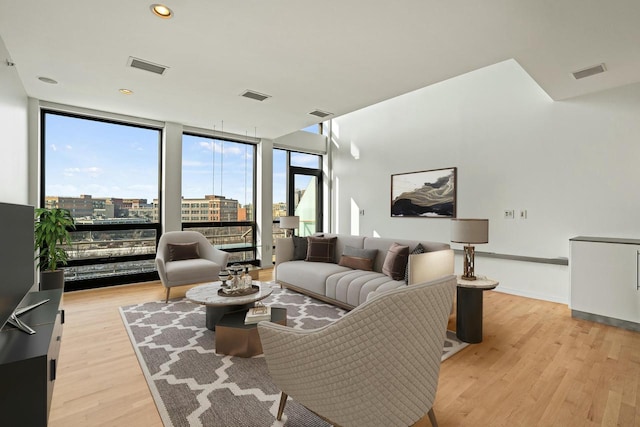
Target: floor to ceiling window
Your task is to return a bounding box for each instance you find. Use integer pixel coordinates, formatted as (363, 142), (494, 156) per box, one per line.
(41, 111), (162, 290)
(273, 149), (323, 247)
(181, 133), (257, 264)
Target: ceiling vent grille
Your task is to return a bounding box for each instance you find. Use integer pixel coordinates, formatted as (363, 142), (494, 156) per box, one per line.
(127, 56), (168, 75)
(241, 90), (271, 101)
(309, 109), (333, 118)
(572, 63), (606, 80)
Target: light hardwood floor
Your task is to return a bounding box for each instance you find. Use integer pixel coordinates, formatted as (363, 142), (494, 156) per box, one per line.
(49, 270), (640, 427)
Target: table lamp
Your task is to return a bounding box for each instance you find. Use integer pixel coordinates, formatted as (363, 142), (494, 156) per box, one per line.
(450, 218), (489, 280)
(279, 216), (299, 237)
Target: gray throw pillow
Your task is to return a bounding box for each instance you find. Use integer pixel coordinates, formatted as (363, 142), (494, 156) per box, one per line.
(292, 236), (308, 260)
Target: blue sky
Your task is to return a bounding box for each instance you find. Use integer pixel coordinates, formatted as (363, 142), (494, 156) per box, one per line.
(45, 114), (160, 202)
(45, 114), (319, 206)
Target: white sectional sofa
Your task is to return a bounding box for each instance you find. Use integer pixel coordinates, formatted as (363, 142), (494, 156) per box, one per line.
(275, 233), (454, 310)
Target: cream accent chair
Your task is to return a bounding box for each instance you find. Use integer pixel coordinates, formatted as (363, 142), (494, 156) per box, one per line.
(155, 231), (229, 302)
(258, 275), (456, 427)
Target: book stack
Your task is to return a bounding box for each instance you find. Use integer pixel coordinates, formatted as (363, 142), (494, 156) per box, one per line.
(244, 305), (272, 324)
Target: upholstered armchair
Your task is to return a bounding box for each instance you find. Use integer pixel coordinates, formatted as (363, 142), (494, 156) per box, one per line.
(258, 275), (456, 427)
(155, 231), (229, 302)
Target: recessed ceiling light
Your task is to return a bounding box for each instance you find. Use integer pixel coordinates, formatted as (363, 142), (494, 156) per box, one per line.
(38, 76), (58, 84)
(150, 4), (173, 19)
(119, 88), (134, 95)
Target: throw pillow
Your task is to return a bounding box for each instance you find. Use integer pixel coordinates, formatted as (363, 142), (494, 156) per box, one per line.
(382, 242), (410, 281)
(168, 242), (200, 262)
(305, 236), (337, 263)
(405, 243), (426, 283)
(292, 236), (308, 260)
(338, 246), (378, 271)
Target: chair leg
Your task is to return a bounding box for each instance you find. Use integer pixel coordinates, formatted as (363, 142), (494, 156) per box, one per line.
(427, 408), (438, 427)
(276, 392), (288, 421)
(165, 287), (170, 303)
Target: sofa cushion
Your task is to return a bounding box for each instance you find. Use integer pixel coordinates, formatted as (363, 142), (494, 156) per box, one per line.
(278, 260), (351, 295)
(382, 243), (410, 280)
(306, 236), (338, 263)
(338, 246), (377, 271)
(292, 236), (308, 260)
(164, 258), (220, 285)
(326, 270), (405, 306)
(167, 242), (200, 261)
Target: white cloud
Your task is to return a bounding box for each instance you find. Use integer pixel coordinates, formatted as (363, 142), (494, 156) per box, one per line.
(198, 140), (244, 155)
(63, 166), (103, 178)
(50, 144), (58, 151)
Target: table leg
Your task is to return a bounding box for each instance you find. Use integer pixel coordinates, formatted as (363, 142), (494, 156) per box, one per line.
(205, 303), (254, 330)
(456, 287), (484, 343)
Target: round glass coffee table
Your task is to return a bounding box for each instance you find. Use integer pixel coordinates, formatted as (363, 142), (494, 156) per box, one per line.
(185, 281), (273, 330)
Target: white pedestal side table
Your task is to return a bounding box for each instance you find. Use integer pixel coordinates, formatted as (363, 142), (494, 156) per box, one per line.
(456, 275), (499, 343)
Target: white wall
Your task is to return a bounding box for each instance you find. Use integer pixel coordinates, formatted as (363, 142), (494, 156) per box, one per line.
(0, 36), (28, 204)
(331, 59), (640, 304)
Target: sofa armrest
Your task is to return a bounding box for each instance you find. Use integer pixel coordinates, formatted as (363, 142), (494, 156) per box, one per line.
(200, 244), (230, 268)
(408, 249), (454, 285)
(274, 238), (294, 280)
(155, 256), (168, 284)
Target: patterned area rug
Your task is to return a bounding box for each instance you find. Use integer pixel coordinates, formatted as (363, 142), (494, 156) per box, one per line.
(120, 285), (468, 427)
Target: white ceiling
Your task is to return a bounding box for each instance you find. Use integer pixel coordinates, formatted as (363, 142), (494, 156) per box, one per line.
(1, 1), (639, 139)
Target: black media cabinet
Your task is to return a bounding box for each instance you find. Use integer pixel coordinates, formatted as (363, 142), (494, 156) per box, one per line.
(0, 289), (64, 426)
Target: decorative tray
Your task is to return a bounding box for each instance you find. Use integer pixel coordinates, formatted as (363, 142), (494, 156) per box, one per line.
(217, 284), (259, 297)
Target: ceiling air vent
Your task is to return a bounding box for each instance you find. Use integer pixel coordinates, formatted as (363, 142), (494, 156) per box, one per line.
(240, 90), (271, 101)
(572, 63), (606, 80)
(127, 56), (169, 75)
(309, 109), (333, 118)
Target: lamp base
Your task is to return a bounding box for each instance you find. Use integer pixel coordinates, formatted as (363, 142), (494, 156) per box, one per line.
(462, 245), (476, 280)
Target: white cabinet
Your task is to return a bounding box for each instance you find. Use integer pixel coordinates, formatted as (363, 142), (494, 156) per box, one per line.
(570, 237), (640, 328)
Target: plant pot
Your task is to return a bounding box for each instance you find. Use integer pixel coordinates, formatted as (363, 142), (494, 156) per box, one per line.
(40, 269), (65, 291)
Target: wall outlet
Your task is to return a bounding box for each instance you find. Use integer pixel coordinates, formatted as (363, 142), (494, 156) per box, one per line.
(519, 209), (528, 219)
(504, 210), (515, 219)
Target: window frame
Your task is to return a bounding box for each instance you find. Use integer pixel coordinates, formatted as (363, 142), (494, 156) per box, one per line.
(40, 109), (163, 290)
(272, 149), (323, 251)
(181, 132), (259, 265)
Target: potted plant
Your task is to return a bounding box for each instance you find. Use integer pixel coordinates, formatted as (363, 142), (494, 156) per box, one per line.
(34, 207), (75, 290)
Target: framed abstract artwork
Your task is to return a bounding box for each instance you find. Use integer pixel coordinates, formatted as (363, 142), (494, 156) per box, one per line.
(391, 167), (457, 218)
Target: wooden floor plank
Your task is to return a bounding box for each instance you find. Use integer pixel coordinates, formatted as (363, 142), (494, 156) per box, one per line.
(48, 271), (640, 427)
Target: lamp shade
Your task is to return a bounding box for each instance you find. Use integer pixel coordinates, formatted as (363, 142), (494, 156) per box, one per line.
(279, 216), (300, 229)
(450, 219), (489, 244)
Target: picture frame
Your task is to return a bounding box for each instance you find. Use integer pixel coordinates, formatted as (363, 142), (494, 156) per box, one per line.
(391, 167), (457, 218)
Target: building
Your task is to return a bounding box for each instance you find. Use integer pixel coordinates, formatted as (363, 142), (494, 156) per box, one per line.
(45, 195), (94, 218)
(180, 195), (239, 222)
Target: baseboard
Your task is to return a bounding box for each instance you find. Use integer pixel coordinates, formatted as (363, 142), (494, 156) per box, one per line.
(571, 310), (640, 332)
(493, 286), (568, 305)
